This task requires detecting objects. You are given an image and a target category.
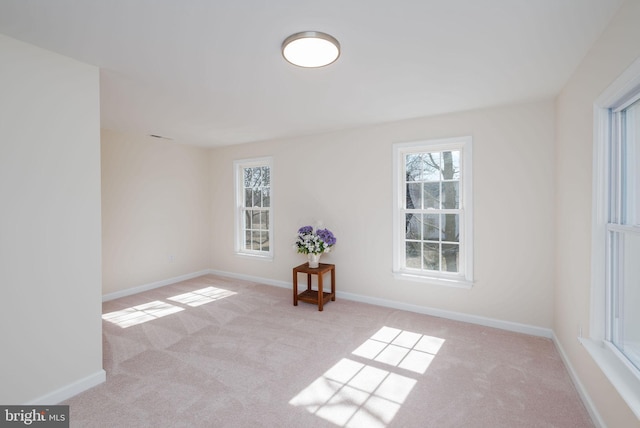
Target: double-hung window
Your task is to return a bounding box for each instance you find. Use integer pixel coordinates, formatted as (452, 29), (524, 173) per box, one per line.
(608, 95), (640, 370)
(393, 137), (473, 287)
(588, 58), (640, 418)
(234, 157), (273, 258)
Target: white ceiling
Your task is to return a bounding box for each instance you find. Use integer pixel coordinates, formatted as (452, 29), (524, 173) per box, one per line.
(0, 0), (623, 147)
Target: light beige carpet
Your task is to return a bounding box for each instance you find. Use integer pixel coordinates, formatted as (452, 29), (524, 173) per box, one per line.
(65, 274), (593, 427)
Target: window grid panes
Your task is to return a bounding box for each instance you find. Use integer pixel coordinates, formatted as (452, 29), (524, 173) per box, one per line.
(403, 150), (462, 274)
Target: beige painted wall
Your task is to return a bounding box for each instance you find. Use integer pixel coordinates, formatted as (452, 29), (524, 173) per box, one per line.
(0, 34), (103, 403)
(101, 129), (211, 295)
(555, 0), (640, 426)
(210, 100), (556, 328)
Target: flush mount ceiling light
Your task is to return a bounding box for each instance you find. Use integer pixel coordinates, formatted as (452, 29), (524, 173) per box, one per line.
(282, 31), (340, 68)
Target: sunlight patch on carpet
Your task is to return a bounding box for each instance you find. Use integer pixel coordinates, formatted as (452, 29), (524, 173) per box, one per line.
(290, 326), (444, 427)
(102, 286), (237, 328)
(102, 301), (184, 328)
(167, 286), (237, 307)
(352, 326), (445, 374)
(289, 358), (416, 427)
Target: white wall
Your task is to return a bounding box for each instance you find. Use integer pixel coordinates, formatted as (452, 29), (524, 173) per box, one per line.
(210, 100), (556, 329)
(101, 129), (211, 295)
(555, 0), (640, 426)
(0, 34), (103, 403)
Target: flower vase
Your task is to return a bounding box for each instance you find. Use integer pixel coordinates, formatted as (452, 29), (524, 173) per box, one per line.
(308, 253), (321, 268)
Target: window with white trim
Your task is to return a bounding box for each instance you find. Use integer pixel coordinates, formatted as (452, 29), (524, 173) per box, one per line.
(234, 157), (272, 258)
(587, 57), (640, 419)
(393, 137), (473, 287)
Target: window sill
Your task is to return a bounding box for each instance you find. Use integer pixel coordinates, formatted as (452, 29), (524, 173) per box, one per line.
(393, 271), (473, 289)
(235, 252), (273, 261)
(580, 338), (640, 419)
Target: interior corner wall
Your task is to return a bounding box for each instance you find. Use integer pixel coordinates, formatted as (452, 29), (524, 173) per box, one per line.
(101, 129), (211, 296)
(210, 99), (556, 330)
(0, 34), (103, 403)
(554, 0), (640, 426)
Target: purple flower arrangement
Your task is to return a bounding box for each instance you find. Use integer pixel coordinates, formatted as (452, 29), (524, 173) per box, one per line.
(295, 225), (337, 255)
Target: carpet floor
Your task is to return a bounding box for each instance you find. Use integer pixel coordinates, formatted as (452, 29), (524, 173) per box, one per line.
(64, 274), (593, 427)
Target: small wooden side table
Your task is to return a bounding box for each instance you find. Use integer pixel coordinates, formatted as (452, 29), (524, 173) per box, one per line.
(292, 262), (336, 311)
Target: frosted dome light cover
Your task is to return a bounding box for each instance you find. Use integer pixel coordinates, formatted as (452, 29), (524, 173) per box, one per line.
(282, 31), (340, 68)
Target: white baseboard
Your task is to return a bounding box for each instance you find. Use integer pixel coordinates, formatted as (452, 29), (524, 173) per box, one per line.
(337, 290), (553, 338)
(552, 333), (604, 428)
(102, 270), (211, 302)
(208, 269), (291, 289)
(209, 269), (553, 339)
(27, 370), (106, 405)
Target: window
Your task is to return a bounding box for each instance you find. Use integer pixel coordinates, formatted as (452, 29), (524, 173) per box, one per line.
(393, 137), (473, 287)
(234, 157), (272, 258)
(609, 95), (640, 370)
(588, 58), (640, 418)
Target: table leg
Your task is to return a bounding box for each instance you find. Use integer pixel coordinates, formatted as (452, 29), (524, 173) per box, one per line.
(293, 270), (298, 306)
(306, 273), (312, 291)
(331, 266), (336, 301)
(318, 271), (324, 311)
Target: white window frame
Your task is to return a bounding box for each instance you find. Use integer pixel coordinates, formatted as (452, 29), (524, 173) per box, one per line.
(234, 157), (273, 260)
(585, 57), (640, 419)
(392, 136), (473, 288)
